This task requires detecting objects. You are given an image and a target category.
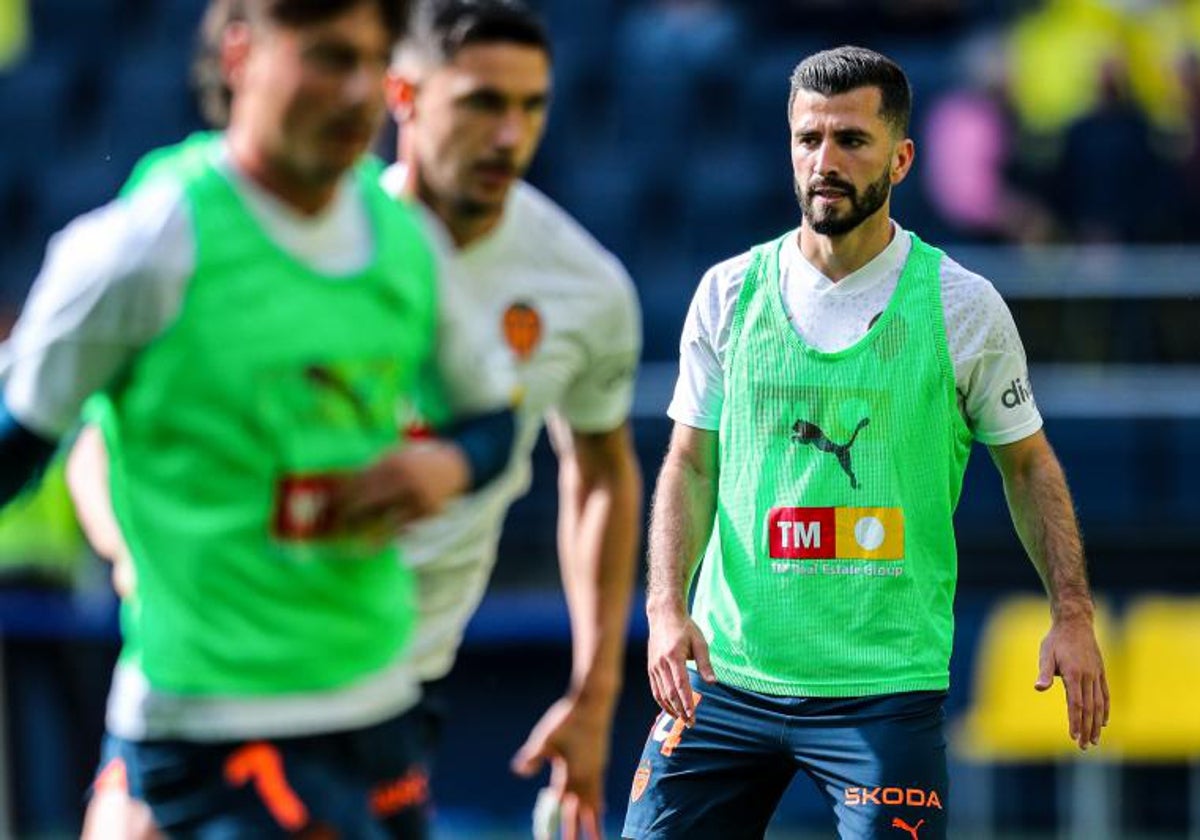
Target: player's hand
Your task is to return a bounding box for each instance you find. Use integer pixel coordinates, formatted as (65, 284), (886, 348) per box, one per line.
(1035, 613), (1109, 750)
(330, 441), (469, 534)
(511, 695), (613, 840)
(646, 604), (715, 726)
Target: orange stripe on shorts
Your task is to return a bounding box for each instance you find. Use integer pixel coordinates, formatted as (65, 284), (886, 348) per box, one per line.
(223, 742), (309, 832)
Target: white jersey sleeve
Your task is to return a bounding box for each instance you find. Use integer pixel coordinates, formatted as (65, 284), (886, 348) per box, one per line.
(941, 256), (1043, 445)
(557, 254), (641, 433)
(2, 182), (193, 436)
(666, 251), (753, 431)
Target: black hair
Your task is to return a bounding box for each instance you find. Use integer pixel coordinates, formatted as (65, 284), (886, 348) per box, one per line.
(789, 46), (911, 134)
(397, 0), (550, 68)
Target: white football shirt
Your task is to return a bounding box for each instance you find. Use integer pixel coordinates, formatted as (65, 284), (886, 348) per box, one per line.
(382, 164), (642, 683)
(668, 223), (1042, 446)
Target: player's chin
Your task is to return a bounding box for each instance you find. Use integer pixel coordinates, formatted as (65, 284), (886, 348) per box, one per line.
(318, 133), (375, 170)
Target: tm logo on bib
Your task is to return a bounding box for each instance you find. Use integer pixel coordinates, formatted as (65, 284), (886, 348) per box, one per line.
(767, 506), (904, 560)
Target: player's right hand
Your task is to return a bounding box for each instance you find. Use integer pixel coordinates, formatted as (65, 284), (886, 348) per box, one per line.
(646, 605), (716, 726)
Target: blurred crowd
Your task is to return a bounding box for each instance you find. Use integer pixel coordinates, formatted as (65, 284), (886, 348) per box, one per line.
(2, 0), (1200, 315)
(0, 1), (1198, 835)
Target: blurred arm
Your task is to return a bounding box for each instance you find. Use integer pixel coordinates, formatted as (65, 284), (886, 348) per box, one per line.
(511, 417), (641, 838)
(331, 407), (514, 533)
(551, 416), (641, 711)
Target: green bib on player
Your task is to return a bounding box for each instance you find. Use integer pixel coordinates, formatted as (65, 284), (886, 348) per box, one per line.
(692, 231), (973, 697)
(94, 137), (438, 696)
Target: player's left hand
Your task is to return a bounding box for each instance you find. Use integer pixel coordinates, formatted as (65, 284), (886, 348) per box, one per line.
(511, 695), (612, 839)
(331, 441), (469, 534)
(1035, 613), (1110, 751)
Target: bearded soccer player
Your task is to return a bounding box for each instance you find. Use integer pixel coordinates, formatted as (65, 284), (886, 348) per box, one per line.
(623, 46), (1108, 840)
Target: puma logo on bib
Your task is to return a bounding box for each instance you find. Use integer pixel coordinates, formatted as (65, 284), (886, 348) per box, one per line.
(792, 417), (870, 489)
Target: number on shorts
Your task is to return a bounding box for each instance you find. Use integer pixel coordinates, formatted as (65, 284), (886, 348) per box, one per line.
(651, 692), (702, 757)
(224, 742), (308, 832)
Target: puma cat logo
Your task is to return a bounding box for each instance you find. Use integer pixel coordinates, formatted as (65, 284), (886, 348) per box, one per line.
(891, 817), (925, 840)
(791, 417), (870, 489)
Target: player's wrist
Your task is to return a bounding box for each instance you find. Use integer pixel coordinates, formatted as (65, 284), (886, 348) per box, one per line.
(568, 671), (622, 714)
(646, 593), (689, 624)
(1051, 592), (1095, 625)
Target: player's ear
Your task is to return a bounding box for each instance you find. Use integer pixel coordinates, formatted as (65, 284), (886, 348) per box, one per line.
(386, 71), (418, 121)
(890, 137), (914, 185)
(221, 21), (253, 93)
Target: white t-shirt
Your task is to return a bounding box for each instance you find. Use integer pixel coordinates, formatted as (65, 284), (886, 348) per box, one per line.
(669, 224), (1042, 446)
(0, 143), (511, 741)
(3, 145), (506, 437)
(382, 164), (642, 683)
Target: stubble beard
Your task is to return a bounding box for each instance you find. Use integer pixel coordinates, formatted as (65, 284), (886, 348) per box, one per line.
(795, 164), (893, 237)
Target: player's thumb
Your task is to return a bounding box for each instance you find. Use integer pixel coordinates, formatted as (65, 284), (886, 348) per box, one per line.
(1034, 646), (1055, 692)
(690, 626), (717, 683)
(510, 737), (548, 777)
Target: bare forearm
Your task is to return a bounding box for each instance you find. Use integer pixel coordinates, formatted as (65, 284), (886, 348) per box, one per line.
(554, 423), (642, 706)
(558, 457), (641, 703)
(1001, 444), (1093, 620)
(645, 449), (717, 615)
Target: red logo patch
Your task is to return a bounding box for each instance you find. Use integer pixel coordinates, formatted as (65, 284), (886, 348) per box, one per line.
(768, 506), (836, 558)
(272, 474), (342, 541)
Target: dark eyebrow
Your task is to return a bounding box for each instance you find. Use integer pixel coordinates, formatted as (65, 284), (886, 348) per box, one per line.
(834, 128), (872, 142)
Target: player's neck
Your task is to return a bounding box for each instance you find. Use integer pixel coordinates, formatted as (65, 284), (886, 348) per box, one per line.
(417, 187), (503, 249)
(398, 159), (503, 248)
(441, 209), (503, 248)
(798, 211), (895, 282)
(226, 129), (337, 217)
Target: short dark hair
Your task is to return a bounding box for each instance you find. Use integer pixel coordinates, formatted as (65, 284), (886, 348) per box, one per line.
(193, 0), (410, 127)
(396, 0), (551, 69)
(789, 46), (911, 135)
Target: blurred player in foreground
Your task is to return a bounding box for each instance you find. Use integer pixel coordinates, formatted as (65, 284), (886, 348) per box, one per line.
(1, 0), (515, 835)
(69, 0), (641, 837)
(624, 46), (1108, 839)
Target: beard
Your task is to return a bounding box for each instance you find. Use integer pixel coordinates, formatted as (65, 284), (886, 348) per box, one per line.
(795, 164), (892, 236)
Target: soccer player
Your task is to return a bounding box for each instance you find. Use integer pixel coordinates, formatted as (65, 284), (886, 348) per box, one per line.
(72, 1), (642, 837)
(0, 0), (514, 836)
(380, 1), (645, 834)
(622, 46), (1109, 839)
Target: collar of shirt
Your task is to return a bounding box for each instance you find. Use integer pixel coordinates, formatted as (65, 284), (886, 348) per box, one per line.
(779, 221), (912, 297)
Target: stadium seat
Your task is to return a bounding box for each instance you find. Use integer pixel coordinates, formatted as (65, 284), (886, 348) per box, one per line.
(1107, 595), (1200, 758)
(953, 594), (1119, 839)
(1107, 595), (1200, 836)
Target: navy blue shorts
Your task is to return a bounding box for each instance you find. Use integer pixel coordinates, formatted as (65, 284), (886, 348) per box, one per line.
(374, 678), (451, 840)
(96, 709), (429, 838)
(622, 671), (948, 840)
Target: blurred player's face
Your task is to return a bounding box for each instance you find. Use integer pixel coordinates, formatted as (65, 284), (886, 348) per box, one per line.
(789, 86), (913, 237)
(228, 1), (390, 202)
(396, 42), (551, 230)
